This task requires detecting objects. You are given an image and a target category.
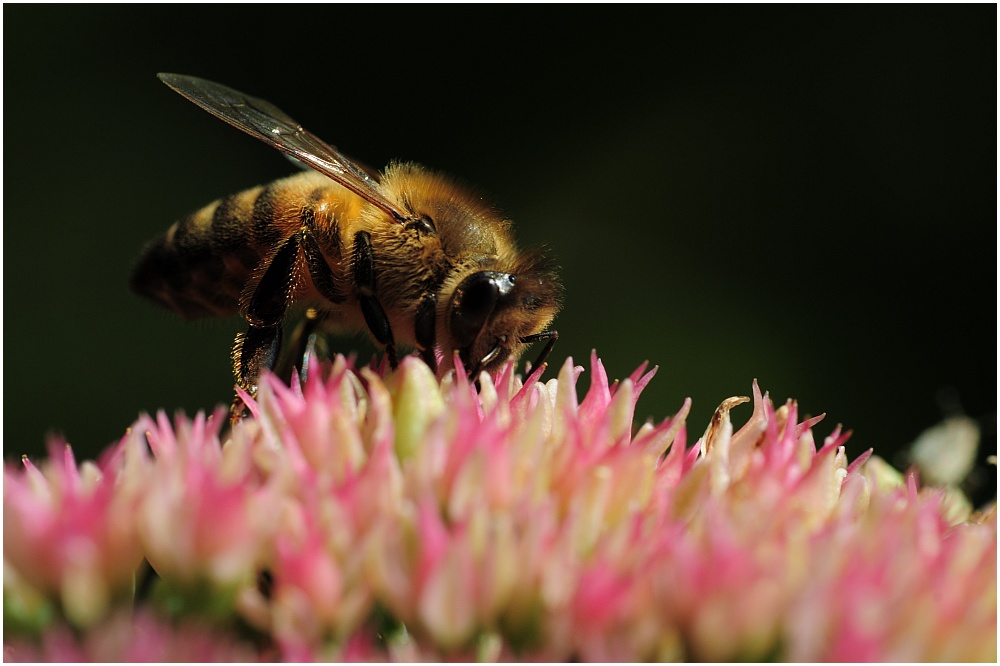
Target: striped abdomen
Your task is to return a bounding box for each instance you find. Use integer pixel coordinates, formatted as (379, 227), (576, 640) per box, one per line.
(131, 171), (354, 319)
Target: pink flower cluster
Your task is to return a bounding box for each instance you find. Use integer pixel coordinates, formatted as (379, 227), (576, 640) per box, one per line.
(4, 354), (996, 661)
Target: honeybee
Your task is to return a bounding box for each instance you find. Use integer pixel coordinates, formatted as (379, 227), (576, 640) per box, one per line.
(131, 74), (561, 420)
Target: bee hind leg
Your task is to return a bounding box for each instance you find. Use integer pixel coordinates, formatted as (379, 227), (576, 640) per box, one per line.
(231, 232), (300, 421)
(230, 324), (283, 422)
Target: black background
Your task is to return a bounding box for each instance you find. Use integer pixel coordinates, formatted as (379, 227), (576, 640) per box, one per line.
(4, 6), (995, 499)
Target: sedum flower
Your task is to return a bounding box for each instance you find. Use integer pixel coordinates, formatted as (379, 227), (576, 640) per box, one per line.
(125, 408), (283, 592)
(3, 609), (263, 662)
(3, 439), (143, 628)
(3, 352), (996, 661)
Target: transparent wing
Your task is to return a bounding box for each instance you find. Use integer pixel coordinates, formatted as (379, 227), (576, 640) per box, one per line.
(158, 73), (409, 222)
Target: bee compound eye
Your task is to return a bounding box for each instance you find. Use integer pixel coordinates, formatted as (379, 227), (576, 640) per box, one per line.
(450, 271), (514, 348)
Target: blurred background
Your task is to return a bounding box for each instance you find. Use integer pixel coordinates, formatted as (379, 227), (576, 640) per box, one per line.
(5, 6), (995, 501)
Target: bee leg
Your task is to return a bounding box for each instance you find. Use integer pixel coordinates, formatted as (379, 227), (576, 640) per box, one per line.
(231, 233), (300, 421)
(283, 231), (345, 379)
(415, 293), (438, 374)
(520, 330), (559, 373)
(353, 231), (398, 369)
(302, 230), (346, 305)
(230, 324), (283, 422)
(299, 324), (329, 381)
(279, 308), (329, 383)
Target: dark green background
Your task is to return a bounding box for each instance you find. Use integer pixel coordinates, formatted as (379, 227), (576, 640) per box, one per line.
(4, 7), (995, 498)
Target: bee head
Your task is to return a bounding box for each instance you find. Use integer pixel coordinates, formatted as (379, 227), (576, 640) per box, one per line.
(446, 250), (561, 376)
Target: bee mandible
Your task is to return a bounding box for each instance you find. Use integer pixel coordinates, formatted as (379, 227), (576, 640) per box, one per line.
(131, 74), (561, 420)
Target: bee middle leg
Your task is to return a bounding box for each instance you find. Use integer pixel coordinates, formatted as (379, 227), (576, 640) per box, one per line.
(277, 308), (330, 383)
(276, 230), (344, 381)
(353, 231), (398, 369)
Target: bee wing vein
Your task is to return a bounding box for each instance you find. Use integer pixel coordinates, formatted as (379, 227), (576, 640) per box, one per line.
(157, 73), (406, 222)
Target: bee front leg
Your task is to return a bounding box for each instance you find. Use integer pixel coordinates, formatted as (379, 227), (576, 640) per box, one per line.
(521, 330), (559, 373)
(415, 293), (438, 374)
(353, 231), (398, 369)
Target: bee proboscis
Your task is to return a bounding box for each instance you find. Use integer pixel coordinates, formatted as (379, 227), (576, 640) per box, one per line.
(131, 74), (561, 420)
